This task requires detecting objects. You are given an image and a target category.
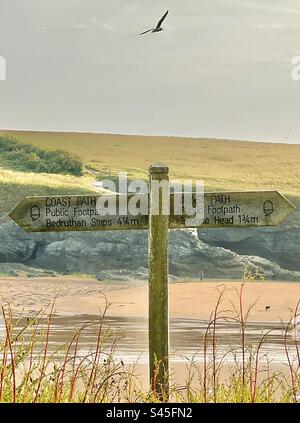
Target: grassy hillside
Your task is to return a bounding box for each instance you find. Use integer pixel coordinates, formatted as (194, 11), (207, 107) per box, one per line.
(0, 135), (83, 176)
(0, 169), (96, 217)
(1, 130), (300, 197)
(0, 130), (299, 225)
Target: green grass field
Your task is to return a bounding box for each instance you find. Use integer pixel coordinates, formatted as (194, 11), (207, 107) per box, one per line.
(0, 130), (299, 223)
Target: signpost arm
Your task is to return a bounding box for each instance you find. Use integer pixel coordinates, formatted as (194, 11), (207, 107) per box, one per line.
(148, 163), (170, 400)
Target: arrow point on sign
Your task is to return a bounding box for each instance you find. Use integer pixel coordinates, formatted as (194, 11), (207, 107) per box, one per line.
(9, 208), (18, 225)
(277, 192), (296, 213)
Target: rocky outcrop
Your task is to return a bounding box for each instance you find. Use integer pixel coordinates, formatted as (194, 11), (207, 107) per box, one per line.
(198, 227), (300, 271)
(0, 215), (300, 281)
(0, 262), (57, 277)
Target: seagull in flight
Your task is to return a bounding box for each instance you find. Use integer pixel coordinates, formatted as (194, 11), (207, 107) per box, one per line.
(140, 10), (169, 35)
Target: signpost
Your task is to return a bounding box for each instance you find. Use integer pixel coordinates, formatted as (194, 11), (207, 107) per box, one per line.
(10, 191), (294, 233)
(9, 164), (296, 400)
(169, 190), (295, 229)
(9, 194), (149, 232)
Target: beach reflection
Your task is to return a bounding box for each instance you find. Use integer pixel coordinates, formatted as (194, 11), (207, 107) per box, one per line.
(3, 315), (299, 365)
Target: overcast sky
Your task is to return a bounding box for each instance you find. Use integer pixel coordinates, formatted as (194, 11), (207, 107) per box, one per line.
(1, 0), (300, 143)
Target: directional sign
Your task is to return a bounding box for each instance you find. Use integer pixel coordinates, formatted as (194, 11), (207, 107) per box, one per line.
(169, 191), (295, 229)
(9, 191), (295, 233)
(9, 194), (149, 233)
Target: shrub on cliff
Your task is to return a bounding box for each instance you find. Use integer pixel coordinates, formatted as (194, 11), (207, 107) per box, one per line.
(0, 135), (83, 176)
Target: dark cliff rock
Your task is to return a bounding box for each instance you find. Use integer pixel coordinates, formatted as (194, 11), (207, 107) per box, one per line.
(1, 215), (300, 281)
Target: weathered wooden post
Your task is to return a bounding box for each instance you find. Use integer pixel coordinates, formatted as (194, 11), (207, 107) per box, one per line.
(148, 163), (170, 399)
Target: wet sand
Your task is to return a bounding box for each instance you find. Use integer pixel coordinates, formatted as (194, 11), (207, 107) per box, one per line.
(0, 276), (299, 322)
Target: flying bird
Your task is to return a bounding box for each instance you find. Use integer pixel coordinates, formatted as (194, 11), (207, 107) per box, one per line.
(140, 10), (169, 35)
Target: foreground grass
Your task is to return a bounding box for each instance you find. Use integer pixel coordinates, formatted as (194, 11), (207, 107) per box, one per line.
(0, 285), (299, 403)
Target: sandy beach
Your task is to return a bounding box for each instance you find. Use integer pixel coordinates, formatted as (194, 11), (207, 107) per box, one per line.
(0, 276), (299, 322)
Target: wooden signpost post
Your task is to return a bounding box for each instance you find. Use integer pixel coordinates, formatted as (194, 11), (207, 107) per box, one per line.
(148, 164), (170, 398)
(9, 163), (296, 399)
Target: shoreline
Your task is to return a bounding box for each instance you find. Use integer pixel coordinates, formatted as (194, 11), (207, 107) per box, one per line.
(0, 276), (299, 322)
